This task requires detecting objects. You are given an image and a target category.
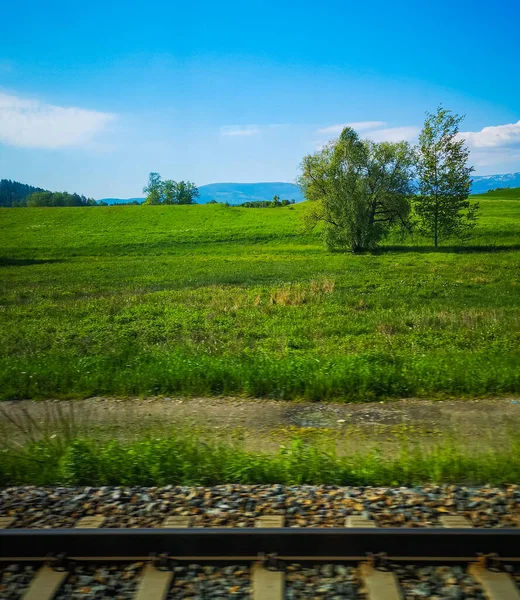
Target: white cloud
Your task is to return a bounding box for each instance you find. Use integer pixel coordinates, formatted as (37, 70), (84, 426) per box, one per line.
(364, 126), (420, 143)
(460, 120), (520, 148)
(220, 125), (261, 137)
(457, 120), (520, 173)
(317, 121), (386, 134)
(316, 122), (419, 144)
(0, 92), (115, 149)
(470, 148), (520, 168)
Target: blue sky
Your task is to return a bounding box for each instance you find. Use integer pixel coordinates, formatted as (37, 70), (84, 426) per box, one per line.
(1, 0), (519, 198)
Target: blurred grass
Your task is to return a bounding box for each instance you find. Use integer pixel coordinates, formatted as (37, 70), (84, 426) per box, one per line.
(0, 198), (519, 401)
(2, 430), (520, 487)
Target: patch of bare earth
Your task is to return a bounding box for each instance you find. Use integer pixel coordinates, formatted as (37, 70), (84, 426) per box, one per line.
(1, 396), (519, 455)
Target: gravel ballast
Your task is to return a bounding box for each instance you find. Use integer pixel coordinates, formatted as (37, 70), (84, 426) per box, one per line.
(1, 485), (519, 529)
(285, 563), (363, 598)
(53, 563), (143, 600)
(0, 564), (35, 600)
(394, 564), (486, 599)
(168, 564), (250, 598)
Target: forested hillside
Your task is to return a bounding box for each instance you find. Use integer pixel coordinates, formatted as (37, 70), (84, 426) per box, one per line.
(0, 180), (45, 207)
(0, 179), (104, 207)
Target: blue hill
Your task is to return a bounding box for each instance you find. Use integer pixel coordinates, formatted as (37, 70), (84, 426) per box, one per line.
(198, 182), (304, 204)
(100, 182), (303, 205)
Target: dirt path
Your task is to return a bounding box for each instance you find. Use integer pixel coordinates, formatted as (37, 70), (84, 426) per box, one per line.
(1, 396), (519, 454)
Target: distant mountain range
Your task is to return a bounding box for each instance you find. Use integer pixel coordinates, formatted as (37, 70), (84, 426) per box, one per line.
(197, 182), (305, 204)
(100, 182), (305, 205)
(99, 173), (520, 205)
(471, 172), (520, 194)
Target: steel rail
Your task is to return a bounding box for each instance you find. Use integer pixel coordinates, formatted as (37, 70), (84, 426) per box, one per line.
(1, 527), (519, 561)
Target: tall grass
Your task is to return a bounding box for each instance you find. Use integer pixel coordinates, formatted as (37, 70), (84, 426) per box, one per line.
(1, 430), (520, 487)
(2, 349), (519, 401)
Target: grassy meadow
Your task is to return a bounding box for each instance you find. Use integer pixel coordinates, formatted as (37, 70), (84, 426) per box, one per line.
(1, 195), (519, 401)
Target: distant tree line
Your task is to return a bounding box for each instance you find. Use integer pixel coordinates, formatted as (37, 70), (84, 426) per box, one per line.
(0, 179), (106, 207)
(299, 106), (479, 251)
(25, 191), (105, 207)
(241, 195), (296, 208)
(143, 173), (200, 205)
(114, 199), (143, 205)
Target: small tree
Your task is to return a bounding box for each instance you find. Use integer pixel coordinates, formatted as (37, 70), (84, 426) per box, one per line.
(298, 127), (415, 252)
(415, 107), (478, 247)
(143, 172), (163, 205)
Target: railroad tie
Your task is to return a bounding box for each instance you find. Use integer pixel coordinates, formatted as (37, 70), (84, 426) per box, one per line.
(468, 562), (520, 600)
(348, 515), (402, 600)
(359, 562), (403, 600)
(439, 515), (472, 528)
(252, 515), (285, 600)
(161, 515), (191, 528)
(345, 515), (377, 528)
(21, 513), (106, 599)
(21, 566), (68, 600)
(133, 515), (187, 600)
(135, 562), (173, 600)
(75, 515), (105, 528)
(441, 514), (520, 600)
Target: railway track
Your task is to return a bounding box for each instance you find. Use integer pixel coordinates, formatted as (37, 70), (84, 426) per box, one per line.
(1, 515), (520, 599)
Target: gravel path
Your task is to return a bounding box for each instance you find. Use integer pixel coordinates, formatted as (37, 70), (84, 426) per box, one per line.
(1, 485), (519, 529)
(53, 563), (143, 599)
(0, 564), (35, 599)
(285, 563), (363, 598)
(394, 564), (487, 599)
(167, 564), (250, 598)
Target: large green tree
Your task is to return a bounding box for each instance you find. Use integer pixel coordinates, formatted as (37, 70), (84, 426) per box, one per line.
(415, 107), (478, 247)
(143, 174), (199, 205)
(173, 180), (200, 205)
(143, 172), (163, 205)
(163, 180), (200, 204)
(298, 127), (415, 252)
(162, 180), (177, 205)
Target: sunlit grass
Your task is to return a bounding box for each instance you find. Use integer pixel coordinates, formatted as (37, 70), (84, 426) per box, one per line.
(0, 198), (519, 401)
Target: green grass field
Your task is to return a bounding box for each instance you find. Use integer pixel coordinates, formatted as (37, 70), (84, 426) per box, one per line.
(475, 187), (520, 201)
(1, 194), (519, 401)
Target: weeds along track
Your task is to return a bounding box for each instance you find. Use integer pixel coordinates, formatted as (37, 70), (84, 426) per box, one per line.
(1, 514), (520, 599)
